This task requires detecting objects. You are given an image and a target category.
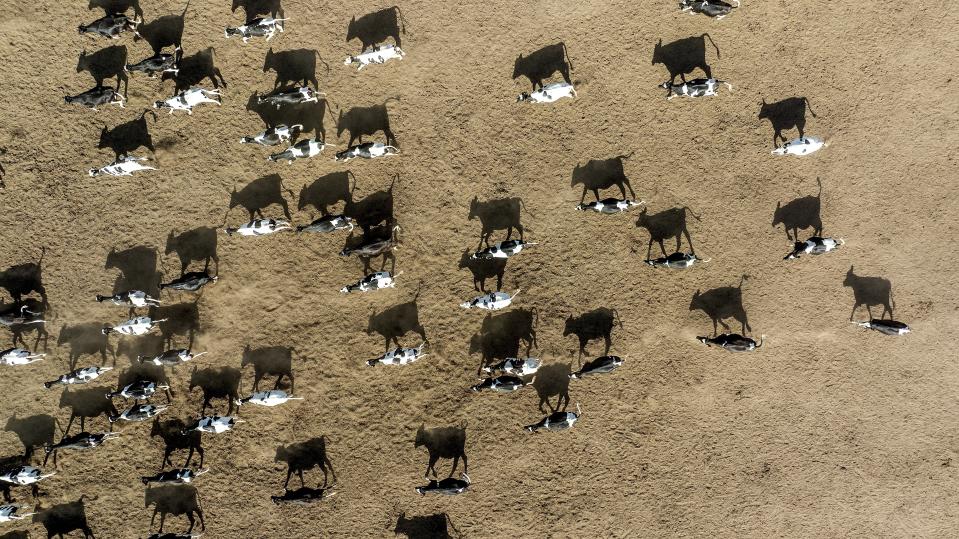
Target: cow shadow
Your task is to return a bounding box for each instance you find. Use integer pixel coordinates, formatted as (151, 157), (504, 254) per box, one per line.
(652, 34), (719, 85)
(532, 362), (571, 413)
(458, 249), (506, 293)
(0, 530), (29, 539)
(342, 225), (399, 274)
(346, 6), (406, 52)
(189, 365), (241, 416)
(468, 309), (538, 373)
(149, 302), (200, 349)
(689, 276), (751, 336)
(512, 42), (573, 90)
(0, 151), (5, 190)
(58, 386), (118, 435)
(247, 92), (329, 142)
(77, 45), (128, 95)
(161, 47), (226, 94)
(571, 153), (635, 204)
(98, 110), (155, 159)
(275, 436), (336, 489)
(395, 513), (460, 539)
(1, 299), (49, 351)
(145, 484), (205, 533)
(116, 334), (164, 365)
(467, 196), (526, 249)
(298, 171), (355, 216)
(635, 206), (700, 259)
(367, 294), (426, 350)
(227, 174), (294, 221)
(134, 3), (188, 54)
(165, 226), (219, 276)
(4, 414), (58, 460)
(232, 0), (282, 21)
(563, 308), (621, 358)
(758, 97), (817, 148)
(116, 359), (173, 402)
(415, 424), (467, 479)
(34, 497), (95, 539)
(105, 245), (162, 297)
(335, 102), (398, 147)
(344, 174), (396, 233)
(151, 417), (204, 470)
(0, 248), (48, 309)
(241, 345), (294, 393)
(772, 178), (823, 241)
(58, 322), (116, 369)
(843, 266), (894, 321)
(89, 0), (142, 18)
(264, 48), (326, 90)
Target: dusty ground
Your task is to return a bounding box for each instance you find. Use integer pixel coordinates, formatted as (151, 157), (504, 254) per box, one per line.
(0, 0), (957, 537)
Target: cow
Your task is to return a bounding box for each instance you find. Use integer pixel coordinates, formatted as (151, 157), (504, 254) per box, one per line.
(758, 96), (817, 149)
(524, 404), (582, 433)
(297, 215), (355, 233)
(336, 101), (398, 147)
(843, 266), (894, 321)
(784, 237), (843, 260)
(771, 136), (825, 156)
(470, 240), (536, 260)
(470, 375), (529, 392)
(689, 277), (751, 336)
(415, 423), (468, 479)
(145, 484), (204, 533)
(88, 155), (155, 177)
(165, 227), (219, 275)
(0, 305), (45, 328)
(345, 43), (405, 70)
(342, 271), (399, 293)
(569, 356), (623, 378)
(512, 43), (573, 90)
(366, 294), (427, 350)
(43, 366), (112, 388)
(151, 417), (204, 469)
(189, 366), (241, 416)
(697, 333), (764, 352)
(107, 379), (169, 401)
(77, 45), (128, 94)
(334, 142), (399, 162)
(0, 504), (34, 523)
(571, 153), (636, 204)
(225, 16), (287, 42)
(257, 86), (320, 109)
(44, 432), (119, 465)
(272, 487), (331, 504)
(161, 46), (226, 93)
(636, 206), (700, 259)
(340, 226), (400, 258)
(59, 386), (119, 434)
(644, 252), (708, 269)
(576, 198), (642, 214)
(159, 271), (217, 292)
(459, 249), (506, 293)
(228, 173), (293, 221)
(240, 124), (302, 145)
(184, 415), (242, 434)
(264, 48), (326, 89)
(64, 85), (125, 110)
(96, 289), (160, 307)
(241, 345), (294, 393)
(460, 290), (520, 311)
(297, 171), (355, 215)
(102, 316), (166, 336)
(855, 319), (910, 336)
(468, 196), (526, 249)
(366, 343), (426, 367)
(563, 308), (622, 357)
(347, 7), (407, 52)
(773, 179), (823, 241)
(78, 13), (139, 38)
(0, 348), (45, 366)
(138, 349), (206, 368)
(236, 389), (303, 407)
(142, 468), (208, 485)
(517, 82), (577, 103)
(661, 78), (732, 99)
(154, 88), (221, 114)
(268, 138), (331, 163)
(275, 436), (335, 489)
(111, 403), (169, 422)
(224, 218), (293, 236)
(126, 46), (180, 78)
(652, 34), (719, 86)
(0, 465), (55, 487)
(481, 357), (541, 376)
(680, 0), (740, 19)
(415, 473), (470, 496)
(34, 496), (95, 538)
(148, 533), (203, 539)
(98, 110), (155, 158)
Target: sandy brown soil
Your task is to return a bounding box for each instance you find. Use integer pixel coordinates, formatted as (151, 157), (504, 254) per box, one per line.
(0, 0), (957, 537)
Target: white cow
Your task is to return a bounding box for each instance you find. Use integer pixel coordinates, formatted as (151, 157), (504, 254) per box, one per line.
(110, 403), (169, 422)
(101, 316), (166, 336)
(0, 348), (45, 366)
(345, 43), (406, 70)
(460, 290), (520, 311)
(576, 198), (644, 213)
(224, 218), (293, 236)
(236, 390), (303, 407)
(89, 155), (156, 177)
(772, 136), (825, 156)
(138, 349), (206, 367)
(154, 87), (221, 114)
(517, 82), (577, 103)
(366, 343), (427, 367)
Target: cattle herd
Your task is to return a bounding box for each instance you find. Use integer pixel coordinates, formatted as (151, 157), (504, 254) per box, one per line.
(0, 0), (913, 536)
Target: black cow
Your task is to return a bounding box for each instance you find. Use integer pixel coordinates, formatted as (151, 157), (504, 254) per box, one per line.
(77, 46), (128, 95)
(241, 345), (294, 393)
(570, 153), (635, 204)
(651, 34), (719, 85)
(512, 42), (573, 90)
(336, 101), (398, 148)
(772, 178), (823, 241)
(346, 6), (407, 52)
(759, 97), (817, 148)
(689, 276), (751, 336)
(415, 423), (467, 479)
(64, 85), (124, 110)
(78, 13), (138, 38)
(467, 196), (526, 249)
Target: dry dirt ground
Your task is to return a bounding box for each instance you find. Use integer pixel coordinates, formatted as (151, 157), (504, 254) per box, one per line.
(0, 0), (957, 537)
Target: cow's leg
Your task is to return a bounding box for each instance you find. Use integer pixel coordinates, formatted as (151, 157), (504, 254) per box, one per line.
(284, 468), (293, 489)
(657, 239), (667, 256)
(603, 334), (611, 356)
(592, 188), (601, 202)
(298, 469), (306, 488)
(252, 373), (262, 392)
(682, 227), (695, 254)
(426, 454), (439, 478)
(195, 445), (204, 468)
(274, 374), (283, 389)
(158, 512), (167, 533)
(516, 223), (524, 241)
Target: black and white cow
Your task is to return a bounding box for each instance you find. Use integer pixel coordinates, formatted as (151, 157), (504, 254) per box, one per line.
(236, 389), (303, 407)
(771, 136), (825, 156)
(184, 415), (242, 434)
(333, 142), (399, 162)
(154, 88), (221, 114)
(96, 289), (160, 307)
(225, 17), (287, 42)
(856, 319), (910, 336)
(344, 43), (405, 70)
(576, 198), (643, 214)
(125, 47), (180, 78)
(146, 533), (204, 539)
(141, 468), (209, 485)
(0, 348), (45, 366)
(415, 473), (470, 496)
(366, 343), (426, 367)
(470, 240), (536, 260)
(297, 214), (355, 233)
(460, 290), (520, 311)
(110, 403), (169, 422)
(784, 237), (844, 260)
(680, 0), (740, 19)
(256, 86), (319, 108)
(645, 252), (708, 269)
(268, 138), (331, 163)
(271, 486), (332, 504)
(224, 218), (293, 236)
(481, 357), (541, 376)
(339, 232), (398, 257)
(240, 124), (302, 146)
(138, 349), (206, 367)
(569, 355), (624, 379)
(107, 379), (169, 401)
(89, 155), (155, 177)
(661, 78), (732, 99)
(78, 13), (139, 39)
(697, 333), (764, 352)
(0, 306), (45, 327)
(159, 271), (217, 292)
(524, 404), (582, 432)
(341, 271), (399, 293)
(65, 85), (125, 110)
(45, 431), (119, 456)
(517, 82), (577, 104)
(0, 465), (56, 486)
(470, 375), (529, 392)
(102, 316), (165, 336)
(44, 366), (113, 388)
(0, 504), (35, 523)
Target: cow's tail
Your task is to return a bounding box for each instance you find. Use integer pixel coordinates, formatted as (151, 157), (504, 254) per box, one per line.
(519, 198), (534, 218)
(561, 42), (574, 71)
(181, 0), (191, 19)
(347, 170), (357, 193)
(739, 274), (749, 288)
(612, 308), (623, 329)
(393, 6), (408, 34)
(324, 99), (339, 129)
(315, 49), (331, 75)
(384, 96), (402, 107)
(816, 177), (823, 198)
(702, 33), (720, 60)
(682, 206), (702, 221)
(616, 150), (636, 161)
(805, 97), (817, 117)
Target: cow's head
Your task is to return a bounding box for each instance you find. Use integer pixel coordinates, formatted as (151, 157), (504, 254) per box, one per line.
(187, 365), (200, 391)
(757, 98), (770, 120)
(263, 48), (275, 72)
(635, 207), (650, 228)
(511, 54), (525, 80)
(696, 336), (711, 346)
(240, 344), (253, 367)
(346, 16), (358, 43)
(652, 39), (663, 65)
(336, 110), (346, 138)
(164, 231), (177, 255)
(771, 201), (784, 228)
(414, 424), (427, 447)
(562, 315), (575, 336)
(224, 27), (241, 38)
(843, 266), (855, 287)
(228, 186), (241, 210)
(689, 290), (703, 312)
(76, 51), (88, 73)
(467, 196), (479, 220)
